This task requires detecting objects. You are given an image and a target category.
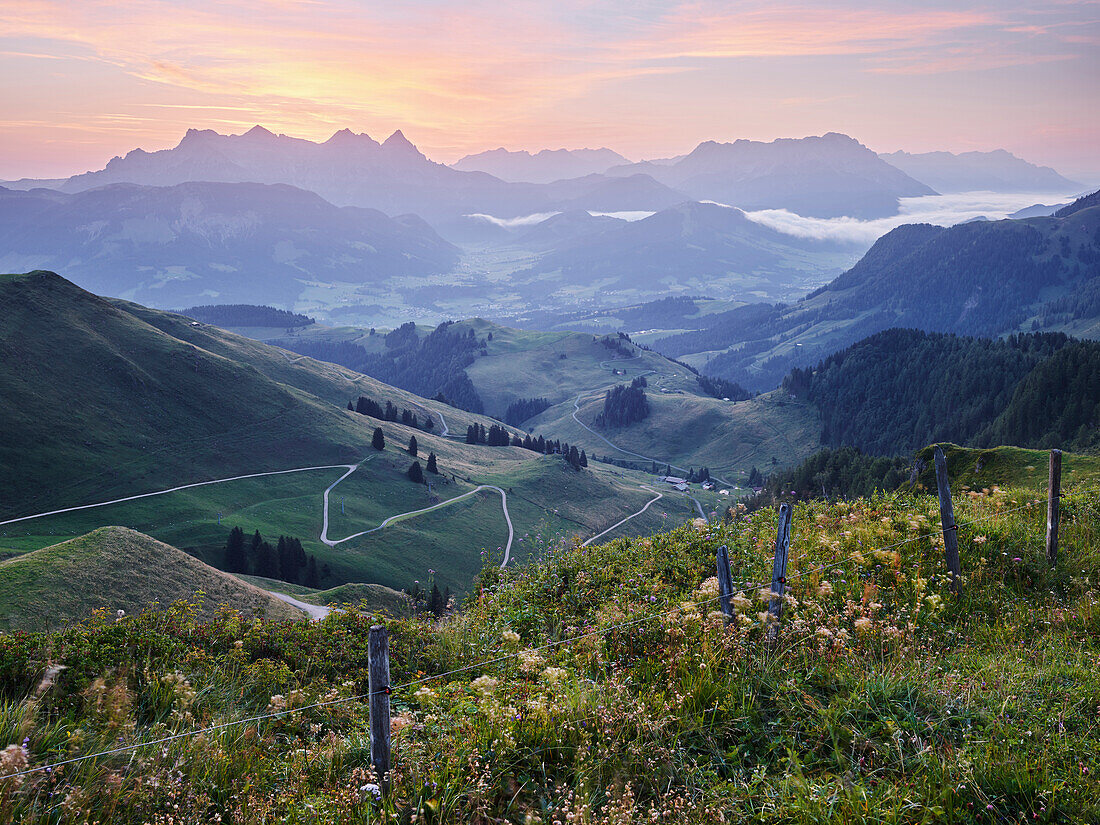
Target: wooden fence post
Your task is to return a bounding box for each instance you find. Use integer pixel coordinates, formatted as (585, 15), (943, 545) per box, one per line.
(933, 446), (961, 593)
(368, 624), (391, 794)
(766, 503), (793, 643)
(716, 545), (734, 622)
(1047, 449), (1062, 567)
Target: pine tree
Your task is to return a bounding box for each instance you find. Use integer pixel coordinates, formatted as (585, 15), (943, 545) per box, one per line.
(429, 584), (444, 617)
(372, 427), (385, 451)
(426, 452), (438, 474)
(408, 435), (418, 456)
(246, 530), (262, 574)
(579, 449), (588, 467)
(408, 460), (424, 484)
(255, 541), (277, 579)
(276, 536), (290, 581)
(347, 400), (354, 411)
(223, 526), (246, 573)
(305, 556), (320, 588)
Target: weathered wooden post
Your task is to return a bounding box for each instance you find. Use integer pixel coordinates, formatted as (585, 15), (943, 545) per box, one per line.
(1047, 449), (1062, 567)
(766, 503), (793, 643)
(368, 624), (391, 794)
(933, 446), (961, 593)
(716, 545), (735, 622)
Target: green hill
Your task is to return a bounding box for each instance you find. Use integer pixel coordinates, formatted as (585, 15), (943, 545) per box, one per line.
(0, 526), (304, 630)
(255, 317), (817, 488)
(1, 271), (722, 596)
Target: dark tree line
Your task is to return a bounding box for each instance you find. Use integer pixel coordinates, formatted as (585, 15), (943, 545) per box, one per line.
(504, 397), (552, 426)
(278, 320), (486, 412)
(696, 374), (752, 401)
(223, 527), (324, 587)
(182, 304), (315, 328)
(783, 328), (1100, 455)
(464, 422), (589, 469)
(742, 447), (912, 511)
(594, 378), (650, 428)
(348, 395), (435, 432)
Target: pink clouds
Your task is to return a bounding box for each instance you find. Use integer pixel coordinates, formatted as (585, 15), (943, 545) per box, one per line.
(0, 0), (1095, 178)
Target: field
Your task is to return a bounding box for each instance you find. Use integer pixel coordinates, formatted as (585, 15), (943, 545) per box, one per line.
(242, 315), (821, 489)
(3, 477), (1099, 822)
(0, 426), (709, 595)
(531, 387), (822, 491)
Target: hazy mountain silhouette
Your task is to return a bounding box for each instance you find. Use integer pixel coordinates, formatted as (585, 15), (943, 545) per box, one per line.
(452, 147), (630, 183)
(880, 149), (1080, 193)
(606, 133), (935, 218)
(0, 181), (458, 307)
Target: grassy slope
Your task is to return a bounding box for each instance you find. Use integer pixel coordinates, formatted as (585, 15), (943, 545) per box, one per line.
(530, 387), (822, 489)
(0, 526), (303, 630)
(254, 316), (821, 489)
(0, 271), (494, 519)
(239, 575), (412, 616)
(4, 479), (1100, 822)
(0, 271), (716, 595)
(912, 443), (1100, 493)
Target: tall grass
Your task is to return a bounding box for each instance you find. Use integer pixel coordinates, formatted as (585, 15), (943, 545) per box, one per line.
(0, 486), (1098, 823)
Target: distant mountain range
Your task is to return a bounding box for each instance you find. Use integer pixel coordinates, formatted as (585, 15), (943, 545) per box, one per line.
(0, 181), (458, 306)
(2, 127), (1083, 231)
(879, 149), (1080, 194)
(606, 133), (935, 219)
(654, 189), (1100, 390)
(452, 147), (630, 183)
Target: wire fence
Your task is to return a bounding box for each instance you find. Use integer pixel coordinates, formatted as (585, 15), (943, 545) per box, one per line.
(11, 481), (1098, 781)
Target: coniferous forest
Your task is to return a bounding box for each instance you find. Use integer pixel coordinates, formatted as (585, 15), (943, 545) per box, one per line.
(784, 329), (1100, 455)
(278, 320), (486, 412)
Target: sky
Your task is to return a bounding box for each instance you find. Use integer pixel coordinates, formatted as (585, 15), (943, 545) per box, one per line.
(1, 0), (1098, 181)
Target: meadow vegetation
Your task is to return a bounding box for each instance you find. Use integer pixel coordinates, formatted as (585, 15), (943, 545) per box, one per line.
(1, 481), (1098, 822)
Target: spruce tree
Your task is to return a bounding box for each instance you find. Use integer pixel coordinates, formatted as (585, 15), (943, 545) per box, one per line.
(347, 400), (354, 411)
(246, 530), (262, 573)
(223, 526), (246, 573)
(579, 449), (588, 467)
(372, 427), (385, 451)
(256, 541), (277, 579)
(408, 460), (424, 484)
(408, 435), (418, 456)
(305, 556), (321, 588)
(426, 452), (438, 474)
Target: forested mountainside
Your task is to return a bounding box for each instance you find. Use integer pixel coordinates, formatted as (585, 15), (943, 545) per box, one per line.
(655, 189), (1100, 392)
(275, 321), (487, 413)
(783, 328), (1100, 456)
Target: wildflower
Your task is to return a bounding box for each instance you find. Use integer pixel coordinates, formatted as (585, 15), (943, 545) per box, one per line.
(360, 783), (382, 802)
(540, 667), (568, 684)
(413, 686), (437, 703)
(694, 577), (719, 601)
(518, 650), (543, 674)
(924, 594), (944, 614)
(854, 617), (873, 633)
(817, 581), (834, 597)
(757, 611), (776, 626)
(756, 588), (780, 602)
(730, 593), (752, 613)
(973, 535), (987, 544)
(0, 744), (29, 787)
(115, 609), (125, 621)
(501, 629), (521, 646)
(471, 676), (499, 697)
